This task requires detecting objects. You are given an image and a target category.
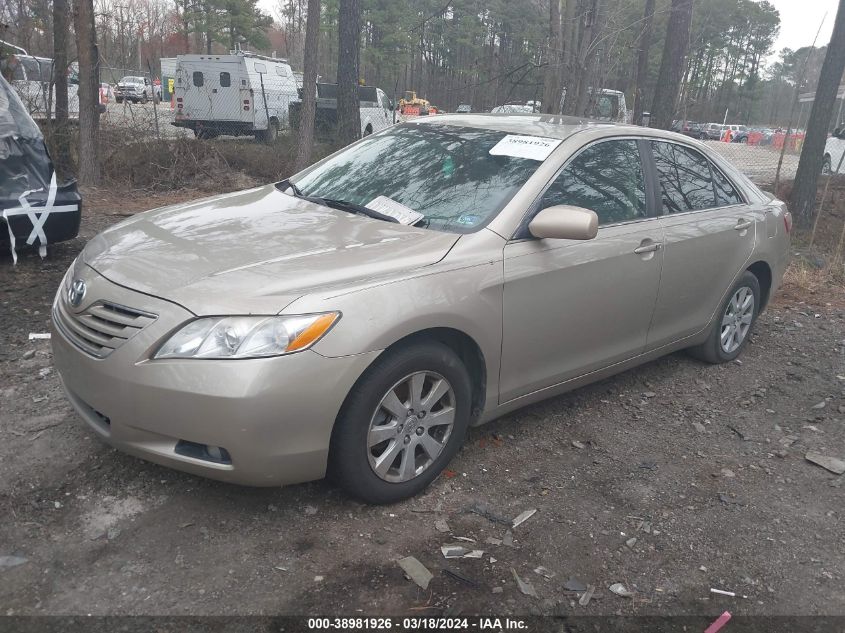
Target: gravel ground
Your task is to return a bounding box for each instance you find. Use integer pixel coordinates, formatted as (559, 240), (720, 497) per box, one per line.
(1, 191), (844, 619)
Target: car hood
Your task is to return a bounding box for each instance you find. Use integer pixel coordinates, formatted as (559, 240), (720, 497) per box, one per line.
(83, 184), (460, 314)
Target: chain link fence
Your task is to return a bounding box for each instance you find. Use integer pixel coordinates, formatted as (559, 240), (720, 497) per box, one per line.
(671, 123), (802, 188)
(6, 54), (807, 191)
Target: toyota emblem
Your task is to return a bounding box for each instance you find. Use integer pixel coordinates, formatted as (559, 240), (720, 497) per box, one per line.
(68, 279), (87, 308)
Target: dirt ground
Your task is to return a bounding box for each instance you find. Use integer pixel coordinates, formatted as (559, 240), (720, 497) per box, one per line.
(1, 188), (844, 620)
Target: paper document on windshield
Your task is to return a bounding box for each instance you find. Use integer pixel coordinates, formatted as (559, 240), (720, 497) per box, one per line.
(367, 196), (424, 225)
(489, 135), (562, 161)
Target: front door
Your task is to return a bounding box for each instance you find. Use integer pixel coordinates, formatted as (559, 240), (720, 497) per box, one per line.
(500, 139), (663, 403)
(645, 140), (759, 349)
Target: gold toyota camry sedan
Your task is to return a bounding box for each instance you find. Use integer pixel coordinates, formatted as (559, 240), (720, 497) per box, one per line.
(52, 114), (792, 503)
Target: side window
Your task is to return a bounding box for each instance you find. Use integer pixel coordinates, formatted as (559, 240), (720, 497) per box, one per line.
(652, 141), (715, 213)
(219, 71), (230, 87)
(538, 140), (647, 226)
(275, 65), (288, 77)
(712, 165), (743, 206)
(192, 71), (204, 87)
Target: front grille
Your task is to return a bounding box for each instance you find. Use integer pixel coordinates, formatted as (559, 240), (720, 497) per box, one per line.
(53, 294), (157, 358)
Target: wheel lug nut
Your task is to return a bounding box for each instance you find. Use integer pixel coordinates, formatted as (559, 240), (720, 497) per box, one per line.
(404, 435), (411, 444)
(416, 427), (424, 436)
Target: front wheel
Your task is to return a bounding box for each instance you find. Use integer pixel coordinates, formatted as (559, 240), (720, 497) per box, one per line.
(689, 271), (760, 364)
(329, 341), (472, 504)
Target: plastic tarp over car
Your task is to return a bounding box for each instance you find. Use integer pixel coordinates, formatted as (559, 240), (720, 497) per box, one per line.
(0, 74), (81, 264)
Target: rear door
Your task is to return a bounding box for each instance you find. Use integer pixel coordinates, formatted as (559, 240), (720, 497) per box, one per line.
(646, 140), (760, 349)
(177, 59), (245, 123)
(499, 138), (663, 402)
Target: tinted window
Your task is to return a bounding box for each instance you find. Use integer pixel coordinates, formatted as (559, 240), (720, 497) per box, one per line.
(713, 165), (743, 206)
(192, 71), (204, 87)
(652, 141), (715, 213)
(539, 140), (646, 225)
(219, 71), (230, 87)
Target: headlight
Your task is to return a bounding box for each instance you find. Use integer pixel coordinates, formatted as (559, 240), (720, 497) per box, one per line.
(154, 312), (340, 359)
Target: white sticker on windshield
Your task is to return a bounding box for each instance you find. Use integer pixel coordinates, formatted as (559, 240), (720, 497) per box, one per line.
(367, 196), (424, 225)
(488, 135), (562, 161)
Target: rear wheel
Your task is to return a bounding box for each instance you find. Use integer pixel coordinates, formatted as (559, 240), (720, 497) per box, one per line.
(689, 271), (760, 364)
(255, 121), (279, 143)
(823, 154), (832, 175)
(329, 341), (472, 504)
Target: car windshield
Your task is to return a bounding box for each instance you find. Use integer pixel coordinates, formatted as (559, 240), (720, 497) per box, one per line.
(291, 124), (543, 233)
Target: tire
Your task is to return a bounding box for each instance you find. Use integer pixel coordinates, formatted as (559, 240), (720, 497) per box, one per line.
(689, 270), (761, 364)
(115, 96), (123, 104)
(329, 341), (472, 504)
(141, 93), (148, 104)
(739, 136), (748, 144)
(255, 121), (279, 143)
(363, 125), (373, 137)
(823, 155), (832, 175)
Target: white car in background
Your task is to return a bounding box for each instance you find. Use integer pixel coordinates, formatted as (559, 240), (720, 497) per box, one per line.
(1, 48), (81, 120)
(823, 128), (845, 174)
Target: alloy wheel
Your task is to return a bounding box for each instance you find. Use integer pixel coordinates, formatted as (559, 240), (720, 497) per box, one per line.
(720, 286), (754, 354)
(367, 371), (455, 483)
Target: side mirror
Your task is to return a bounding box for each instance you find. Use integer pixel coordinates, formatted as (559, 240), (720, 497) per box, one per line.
(528, 205), (598, 241)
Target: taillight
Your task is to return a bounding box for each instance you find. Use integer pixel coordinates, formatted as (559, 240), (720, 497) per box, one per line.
(783, 211), (793, 234)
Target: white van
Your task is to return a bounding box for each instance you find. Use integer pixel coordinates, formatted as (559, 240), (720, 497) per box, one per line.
(559, 87), (630, 124)
(172, 51), (299, 140)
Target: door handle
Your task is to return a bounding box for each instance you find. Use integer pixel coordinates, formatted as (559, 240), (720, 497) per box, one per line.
(634, 242), (662, 254)
(734, 220), (753, 231)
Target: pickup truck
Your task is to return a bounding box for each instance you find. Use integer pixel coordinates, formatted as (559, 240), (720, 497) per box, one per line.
(289, 83), (394, 140)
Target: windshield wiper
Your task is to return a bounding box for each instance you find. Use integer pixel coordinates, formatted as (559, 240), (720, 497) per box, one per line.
(313, 197), (399, 223)
(275, 178), (303, 196)
(275, 180), (398, 223)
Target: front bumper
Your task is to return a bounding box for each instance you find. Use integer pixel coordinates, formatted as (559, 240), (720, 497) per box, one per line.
(51, 267), (379, 486)
(116, 89), (143, 99)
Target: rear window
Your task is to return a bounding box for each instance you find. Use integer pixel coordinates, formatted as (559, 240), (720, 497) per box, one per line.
(192, 71), (204, 87)
(219, 71), (230, 87)
(653, 141), (715, 213)
(652, 141), (744, 213)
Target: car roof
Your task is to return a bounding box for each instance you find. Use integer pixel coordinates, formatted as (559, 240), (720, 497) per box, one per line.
(409, 112), (700, 144)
